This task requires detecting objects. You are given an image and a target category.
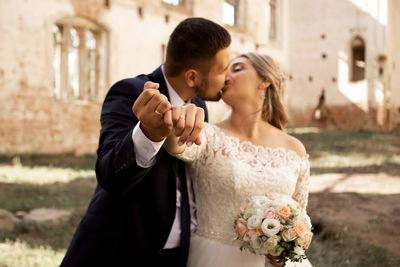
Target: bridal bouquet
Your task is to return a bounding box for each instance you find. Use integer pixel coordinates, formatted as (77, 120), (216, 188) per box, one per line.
(234, 193), (313, 265)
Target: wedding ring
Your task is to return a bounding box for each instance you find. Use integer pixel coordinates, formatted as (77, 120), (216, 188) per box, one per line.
(154, 110), (163, 117)
(179, 115), (185, 119)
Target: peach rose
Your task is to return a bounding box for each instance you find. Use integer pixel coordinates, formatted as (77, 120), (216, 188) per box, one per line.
(282, 228), (298, 242)
(294, 223), (306, 237)
(277, 206), (291, 219)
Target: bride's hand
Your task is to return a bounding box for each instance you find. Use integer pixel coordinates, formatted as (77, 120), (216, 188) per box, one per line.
(171, 104), (204, 146)
(266, 254), (285, 267)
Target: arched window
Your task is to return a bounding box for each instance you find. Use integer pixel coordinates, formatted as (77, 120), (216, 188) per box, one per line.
(350, 36), (366, 82)
(52, 17), (108, 100)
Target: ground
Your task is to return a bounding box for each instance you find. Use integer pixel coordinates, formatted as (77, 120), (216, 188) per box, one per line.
(295, 128), (400, 266)
(0, 128), (399, 267)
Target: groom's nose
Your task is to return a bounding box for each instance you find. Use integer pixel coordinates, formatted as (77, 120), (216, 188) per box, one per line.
(224, 76), (231, 85)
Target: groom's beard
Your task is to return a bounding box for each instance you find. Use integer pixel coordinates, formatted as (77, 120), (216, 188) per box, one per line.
(195, 79), (222, 102)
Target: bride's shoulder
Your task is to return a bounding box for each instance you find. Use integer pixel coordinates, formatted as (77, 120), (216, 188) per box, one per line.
(281, 131), (307, 157)
(204, 122), (218, 132)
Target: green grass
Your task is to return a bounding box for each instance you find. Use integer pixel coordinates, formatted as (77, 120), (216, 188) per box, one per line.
(0, 178), (96, 212)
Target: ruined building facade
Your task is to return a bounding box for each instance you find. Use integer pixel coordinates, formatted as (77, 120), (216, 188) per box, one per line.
(0, 0), (398, 155)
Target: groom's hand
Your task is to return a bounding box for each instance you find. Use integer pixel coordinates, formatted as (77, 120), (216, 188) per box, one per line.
(171, 104), (204, 146)
(132, 81), (173, 142)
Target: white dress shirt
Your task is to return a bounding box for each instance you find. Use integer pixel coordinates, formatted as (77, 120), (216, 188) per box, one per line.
(131, 65), (197, 249)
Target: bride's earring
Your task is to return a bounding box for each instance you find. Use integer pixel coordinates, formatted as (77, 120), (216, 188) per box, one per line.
(259, 90), (265, 99)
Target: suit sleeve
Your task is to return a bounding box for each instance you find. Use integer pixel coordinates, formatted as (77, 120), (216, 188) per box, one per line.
(95, 79), (155, 195)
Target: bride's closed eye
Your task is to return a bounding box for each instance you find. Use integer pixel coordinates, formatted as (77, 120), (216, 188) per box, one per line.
(231, 63), (244, 72)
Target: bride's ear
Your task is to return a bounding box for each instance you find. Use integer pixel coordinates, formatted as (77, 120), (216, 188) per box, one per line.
(259, 80), (271, 91)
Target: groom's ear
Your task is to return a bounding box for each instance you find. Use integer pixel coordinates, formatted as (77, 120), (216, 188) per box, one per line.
(185, 69), (198, 87)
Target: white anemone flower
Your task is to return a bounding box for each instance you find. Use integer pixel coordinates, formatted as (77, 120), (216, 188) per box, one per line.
(261, 219), (281, 237)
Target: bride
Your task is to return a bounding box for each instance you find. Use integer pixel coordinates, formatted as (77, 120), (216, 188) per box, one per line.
(164, 53), (313, 267)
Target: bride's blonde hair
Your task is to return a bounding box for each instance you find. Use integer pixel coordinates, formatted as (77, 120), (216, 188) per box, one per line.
(239, 53), (288, 130)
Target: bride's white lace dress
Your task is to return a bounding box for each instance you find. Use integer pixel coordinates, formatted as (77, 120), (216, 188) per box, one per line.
(175, 123), (313, 267)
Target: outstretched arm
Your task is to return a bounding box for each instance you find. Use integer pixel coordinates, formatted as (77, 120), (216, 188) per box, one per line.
(96, 81), (173, 195)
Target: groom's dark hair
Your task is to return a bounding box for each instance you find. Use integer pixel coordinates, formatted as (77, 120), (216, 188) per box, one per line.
(165, 17), (231, 77)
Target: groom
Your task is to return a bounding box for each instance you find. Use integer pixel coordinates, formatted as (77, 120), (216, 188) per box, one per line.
(60, 17), (231, 267)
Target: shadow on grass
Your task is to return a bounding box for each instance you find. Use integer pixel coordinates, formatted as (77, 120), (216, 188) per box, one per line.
(311, 162), (400, 175)
(291, 129), (400, 155)
(0, 154), (97, 170)
(0, 178), (96, 212)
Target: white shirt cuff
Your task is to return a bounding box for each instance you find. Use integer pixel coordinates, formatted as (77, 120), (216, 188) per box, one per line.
(132, 123), (165, 168)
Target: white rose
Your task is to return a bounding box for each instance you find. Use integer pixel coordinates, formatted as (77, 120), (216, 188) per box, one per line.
(269, 245), (284, 257)
(251, 195), (269, 208)
(264, 235), (281, 251)
(247, 215), (263, 229)
(261, 218), (281, 237)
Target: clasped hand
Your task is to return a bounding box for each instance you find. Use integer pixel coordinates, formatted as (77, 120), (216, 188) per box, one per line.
(132, 81), (204, 145)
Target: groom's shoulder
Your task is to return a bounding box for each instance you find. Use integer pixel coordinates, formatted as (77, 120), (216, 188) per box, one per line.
(112, 67), (164, 95)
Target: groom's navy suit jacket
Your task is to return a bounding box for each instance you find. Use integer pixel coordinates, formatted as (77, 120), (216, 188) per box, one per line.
(61, 66), (208, 267)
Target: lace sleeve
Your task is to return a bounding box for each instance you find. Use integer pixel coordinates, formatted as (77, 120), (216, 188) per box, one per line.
(292, 158), (310, 210)
(171, 123), (212, 162)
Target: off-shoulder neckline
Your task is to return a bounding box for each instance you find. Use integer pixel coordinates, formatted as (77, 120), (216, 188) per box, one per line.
(208, 123), (309, 161)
